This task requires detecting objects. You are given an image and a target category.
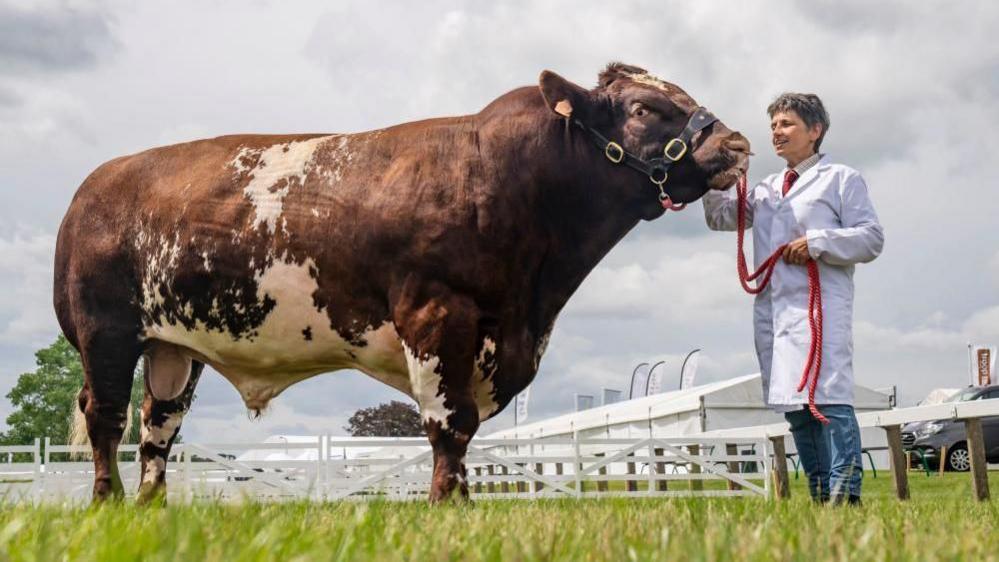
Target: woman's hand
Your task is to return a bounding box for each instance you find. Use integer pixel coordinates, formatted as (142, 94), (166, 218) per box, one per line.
(782, 236), (811, 265)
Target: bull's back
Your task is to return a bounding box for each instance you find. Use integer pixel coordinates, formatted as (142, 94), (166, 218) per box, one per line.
(52, 134), (302, 335)
(59, 132), (421, 398)
(55, 123), (496, 404)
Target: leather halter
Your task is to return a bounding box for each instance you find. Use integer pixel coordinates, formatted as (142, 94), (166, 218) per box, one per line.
(573, 106), (718, 207)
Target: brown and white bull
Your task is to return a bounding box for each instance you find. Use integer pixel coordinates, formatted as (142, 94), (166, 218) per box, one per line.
(54, 63), (749, 503)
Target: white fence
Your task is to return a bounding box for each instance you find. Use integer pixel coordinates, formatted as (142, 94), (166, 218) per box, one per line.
(0, 436), (771, 503)
(9, 399), (996, 503)
(695, 398), (999, 501)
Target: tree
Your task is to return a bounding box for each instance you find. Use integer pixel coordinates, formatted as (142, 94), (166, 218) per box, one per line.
(1, 335), (144, 445)
(344, 400), (425, 437)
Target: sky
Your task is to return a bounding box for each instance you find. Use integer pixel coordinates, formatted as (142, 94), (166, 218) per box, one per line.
(1, 0), (997, 442)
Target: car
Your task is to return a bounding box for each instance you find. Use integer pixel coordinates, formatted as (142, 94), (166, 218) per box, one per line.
(901, 385), (999, 471)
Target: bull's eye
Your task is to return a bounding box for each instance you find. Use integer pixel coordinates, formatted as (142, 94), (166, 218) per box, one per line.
(634, 106), (647, 117)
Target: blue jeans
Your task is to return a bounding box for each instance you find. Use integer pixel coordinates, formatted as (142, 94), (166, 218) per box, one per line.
(785, 405), (863, 501)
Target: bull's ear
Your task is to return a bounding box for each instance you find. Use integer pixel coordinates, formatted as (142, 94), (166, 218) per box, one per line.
(539, 70), (589, 119)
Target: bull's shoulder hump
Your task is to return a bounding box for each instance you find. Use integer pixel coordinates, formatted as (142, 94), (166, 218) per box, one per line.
(208, 133), (336, 148)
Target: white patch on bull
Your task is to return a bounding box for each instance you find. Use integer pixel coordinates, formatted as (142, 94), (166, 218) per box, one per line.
(325, 136), (353, 183)
(142, 257), (411, 411)
(310, 208), (319, 217)
(138, 231), (183, 309)
(141, 456), (166, 485)
(201, 251), (212, 272)
(139, 410), (184, 485)
(354, 322), (412, 395)
(472, 336), (499, 421)
(142, 410), (184, 448)
(403, 342), (451, 430)
(230, 153), (250, 175)
(232, 136), (334, 234)
(625, 71), (681, 94)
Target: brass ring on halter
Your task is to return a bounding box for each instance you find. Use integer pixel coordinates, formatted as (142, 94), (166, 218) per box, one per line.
(604, 142), (624, 163)
(663, 138), (687, 162)
(649, 166), (668, 185)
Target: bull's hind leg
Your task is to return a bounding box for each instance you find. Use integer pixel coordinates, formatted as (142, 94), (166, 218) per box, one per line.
(136, 359), (203, 505)
(396, 288), (481, 503)
(78, 330), (142, 502)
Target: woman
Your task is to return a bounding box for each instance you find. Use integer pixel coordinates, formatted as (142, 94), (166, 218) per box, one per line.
(702, 93), (884, 504)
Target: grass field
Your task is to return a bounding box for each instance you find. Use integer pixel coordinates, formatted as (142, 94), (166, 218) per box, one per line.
(2, 473), (999, 562)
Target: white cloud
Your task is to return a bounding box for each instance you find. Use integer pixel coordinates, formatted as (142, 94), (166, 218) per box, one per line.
(989, 251), (999, 289)
(571, 249), (744, 322)
(0, 230), (58, 347)
(0, 79), (96, 149)
(185, 400), (350, 443)
(963, 306), (999, 343)
(855, 321), (965, 354)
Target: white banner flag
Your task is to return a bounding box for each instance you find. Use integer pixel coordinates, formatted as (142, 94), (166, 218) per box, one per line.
(646, 364), (663, 395)
(630, 364), (650, 399)
(680, 349), (700, 390)
(515, 386), (530, 423)
(970, 345), (997, 387)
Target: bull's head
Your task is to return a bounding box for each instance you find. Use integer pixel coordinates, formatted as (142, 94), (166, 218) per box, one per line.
(539, 62), (750, 219)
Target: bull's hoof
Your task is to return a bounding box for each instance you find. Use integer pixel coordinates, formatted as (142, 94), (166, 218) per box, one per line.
(428, 485), (471, 505)
(92, 478), (125, 504)
(136, 481), (168, 506)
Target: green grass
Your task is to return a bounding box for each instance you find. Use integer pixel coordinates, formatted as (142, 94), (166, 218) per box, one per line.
(2, 473), (998, 562)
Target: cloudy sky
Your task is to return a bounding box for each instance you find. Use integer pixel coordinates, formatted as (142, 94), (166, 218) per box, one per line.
(1, 0), (997, 442)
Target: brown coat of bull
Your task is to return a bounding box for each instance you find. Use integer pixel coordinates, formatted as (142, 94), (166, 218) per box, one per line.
(54, 63), (749, 502)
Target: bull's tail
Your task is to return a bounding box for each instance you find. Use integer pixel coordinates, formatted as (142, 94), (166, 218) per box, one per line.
(68, 400), (89, 450)
(68, 389), (136, 454)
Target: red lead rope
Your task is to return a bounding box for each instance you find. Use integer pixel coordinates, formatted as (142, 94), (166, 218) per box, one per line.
(735, 175), (828, 424)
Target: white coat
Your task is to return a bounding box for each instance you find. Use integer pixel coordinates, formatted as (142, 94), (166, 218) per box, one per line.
(702, 155), (884, 411)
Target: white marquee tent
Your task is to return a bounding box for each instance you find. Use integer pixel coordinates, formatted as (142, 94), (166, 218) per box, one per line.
(486, 373), (891, 441)
(248, 375), (894, 470)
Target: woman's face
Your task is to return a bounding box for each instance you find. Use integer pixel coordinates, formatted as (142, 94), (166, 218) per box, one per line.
(770, 110), (821, 166)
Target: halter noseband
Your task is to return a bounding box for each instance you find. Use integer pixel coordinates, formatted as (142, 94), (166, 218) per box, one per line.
(572, 106), (719, 209)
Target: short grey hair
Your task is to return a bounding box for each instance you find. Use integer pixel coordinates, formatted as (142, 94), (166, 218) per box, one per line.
(767, 93), (830, 152)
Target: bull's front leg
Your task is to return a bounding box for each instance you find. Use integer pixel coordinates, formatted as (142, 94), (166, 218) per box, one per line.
(396, 288), (481, 503)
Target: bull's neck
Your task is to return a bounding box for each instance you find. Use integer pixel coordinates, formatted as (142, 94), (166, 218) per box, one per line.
(531, 146), (643, 331)
(479, 96), (645, 333)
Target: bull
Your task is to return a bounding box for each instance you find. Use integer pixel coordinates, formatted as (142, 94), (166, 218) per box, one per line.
(54, 63), (750, 502)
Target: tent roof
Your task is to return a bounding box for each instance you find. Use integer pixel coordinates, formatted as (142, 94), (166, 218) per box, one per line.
(485, 373), (890, 439)
(486, 374), (758, 438)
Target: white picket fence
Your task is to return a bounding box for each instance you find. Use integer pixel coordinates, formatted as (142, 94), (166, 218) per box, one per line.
(0, 435), (772, 503)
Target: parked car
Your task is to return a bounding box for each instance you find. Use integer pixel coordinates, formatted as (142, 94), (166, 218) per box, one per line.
(901, 385), (999, 471)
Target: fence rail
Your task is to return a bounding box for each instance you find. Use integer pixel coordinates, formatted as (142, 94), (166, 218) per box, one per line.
(693, 398), (999, 501)
(0, 435), (771, 503)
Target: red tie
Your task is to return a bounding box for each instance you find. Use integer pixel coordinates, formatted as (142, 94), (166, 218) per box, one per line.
(782, 169), (799, 197)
